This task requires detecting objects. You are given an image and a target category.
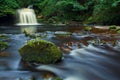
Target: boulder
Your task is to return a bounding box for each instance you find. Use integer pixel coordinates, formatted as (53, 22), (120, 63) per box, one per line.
(19, 39), (62, 64)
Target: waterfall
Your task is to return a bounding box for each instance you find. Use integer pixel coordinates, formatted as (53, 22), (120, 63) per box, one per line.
(16, 8), (39, 25)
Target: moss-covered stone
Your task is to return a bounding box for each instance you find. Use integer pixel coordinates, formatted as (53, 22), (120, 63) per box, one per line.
(0, 34), (10, 41)
(0, 41), (8, 51)
(53, 77), (63, 80)
(116, 29), (120, 33)
(84, 26), (92, 31)
(19, 39), (62, 64)
(109, 25), (117, 30)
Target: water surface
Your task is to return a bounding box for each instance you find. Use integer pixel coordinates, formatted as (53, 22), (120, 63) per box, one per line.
(0, 25), (120, 80)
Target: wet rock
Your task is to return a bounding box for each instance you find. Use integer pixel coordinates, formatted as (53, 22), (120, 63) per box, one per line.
(109, 25), (117, 30)
(19, 38), (62, 64)
(0, 34), (10, 41)
(0, 52), (9, 57)
(84, 26), (92, 31)
(116, 29), (120, 33)
(54, 31), (71, 37)
(0, 41), (8, 51)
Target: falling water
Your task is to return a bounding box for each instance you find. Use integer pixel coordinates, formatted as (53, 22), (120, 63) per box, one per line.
(16, 8), (38, 25)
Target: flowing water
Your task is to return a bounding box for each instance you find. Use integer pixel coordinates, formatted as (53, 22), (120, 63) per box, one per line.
(16, 8), (38, 25)
(0, 25), (120, 80)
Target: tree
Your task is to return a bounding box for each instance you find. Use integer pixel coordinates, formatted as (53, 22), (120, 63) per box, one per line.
(88, 0), (120, 25)
(0, 0), (19, 16)
(37, 0), (94, 23)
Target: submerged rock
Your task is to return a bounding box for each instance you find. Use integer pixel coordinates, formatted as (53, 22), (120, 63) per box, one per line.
(19, 38), (62, 64)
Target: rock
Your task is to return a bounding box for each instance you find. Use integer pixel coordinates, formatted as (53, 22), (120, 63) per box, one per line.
(0, 41), (8, 51)
(109, 25), (117, 30)
(84, 26), (92, 31)
(116, 29), (120, 33)
(0, 34), (10, 41)
(19, 38), (62, 64)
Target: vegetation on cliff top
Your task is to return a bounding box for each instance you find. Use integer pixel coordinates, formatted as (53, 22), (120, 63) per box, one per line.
(0, 0), (120, 25)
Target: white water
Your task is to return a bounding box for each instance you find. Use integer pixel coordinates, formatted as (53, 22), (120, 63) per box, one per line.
(16, 8), (39, 25)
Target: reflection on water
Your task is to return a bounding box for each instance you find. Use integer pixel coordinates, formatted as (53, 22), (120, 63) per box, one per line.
(0, 26), (120, 80)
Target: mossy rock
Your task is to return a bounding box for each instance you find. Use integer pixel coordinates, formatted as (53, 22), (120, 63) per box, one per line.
(0, 34), (8, 38)
(109, 25), (117, 30)
(116, 29), (120, 33)
(84, 26), (92, 31)
(0, 34), (10, 41)
(0, 41), (8, 51)
(53, 77), (63, 80)
(19, 39), (62, 64)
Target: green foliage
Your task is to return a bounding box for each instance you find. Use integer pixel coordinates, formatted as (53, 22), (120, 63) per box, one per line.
(37, 0), (94, 23)
(0, 0), (19, 16)
(87, 0), (120, 25)
(16, 0), (42, 9)
(0, 0), (120, 25)
(19, 38), (62, 64)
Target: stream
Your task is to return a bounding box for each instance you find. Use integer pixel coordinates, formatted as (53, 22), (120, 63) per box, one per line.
(0, 25), (120, 80)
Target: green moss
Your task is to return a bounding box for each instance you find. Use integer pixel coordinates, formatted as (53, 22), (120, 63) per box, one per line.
(109, 25), (117, 30)
(53, 77), (63, 80)
(0, 34), (10, 41)
(84, 26), (92, 31)
(116, 29), (120, 33)
(0, 41), (8, 51)
(19, 39), (62, 64)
